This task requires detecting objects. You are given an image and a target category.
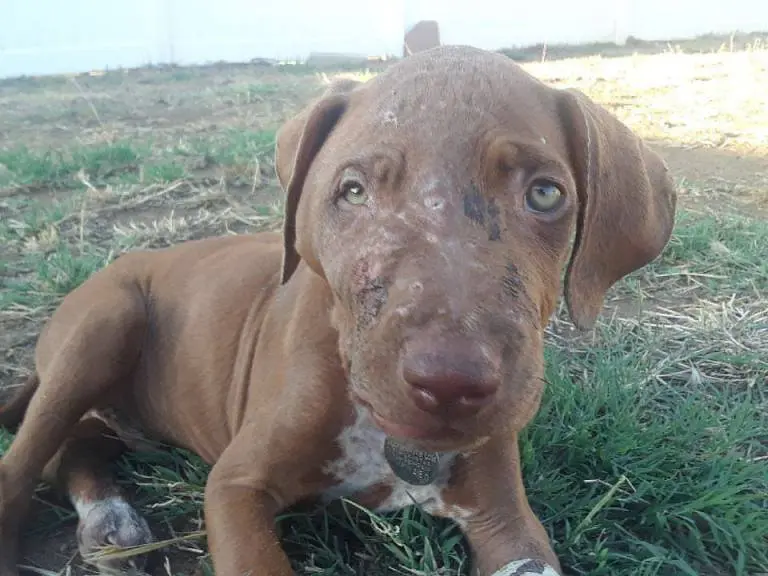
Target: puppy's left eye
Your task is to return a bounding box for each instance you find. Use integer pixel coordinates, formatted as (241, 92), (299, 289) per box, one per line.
(525, 182), (563, 213)
(340, 178), (368, 205)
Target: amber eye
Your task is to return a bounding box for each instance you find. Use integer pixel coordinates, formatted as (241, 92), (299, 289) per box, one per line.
(525, 181), (563, 213)
(340, 178), (367, 205)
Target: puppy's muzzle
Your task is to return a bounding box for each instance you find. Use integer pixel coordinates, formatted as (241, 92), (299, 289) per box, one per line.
(402, 336), (500, 417)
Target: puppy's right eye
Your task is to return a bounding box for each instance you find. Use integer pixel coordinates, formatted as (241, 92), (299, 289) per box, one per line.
(525, 181), (563, 213)
(341, 178), (368, 205)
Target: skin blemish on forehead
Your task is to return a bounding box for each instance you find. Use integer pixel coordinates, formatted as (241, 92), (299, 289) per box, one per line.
(463, 186), (486, 226)
(373, 155), (398, 186)
(424, 196), (445, 210)
(382, 110), (398, 127)
(487, 199), (501, 242)
(463, 184), (502, 241)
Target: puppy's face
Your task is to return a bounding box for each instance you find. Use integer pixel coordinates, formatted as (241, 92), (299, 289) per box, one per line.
(277, 47), (676, 453)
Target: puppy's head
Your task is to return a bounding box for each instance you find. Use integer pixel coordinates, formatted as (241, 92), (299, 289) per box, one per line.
(275, 46), (676, 452)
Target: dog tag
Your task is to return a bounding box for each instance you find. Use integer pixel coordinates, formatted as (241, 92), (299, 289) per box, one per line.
(384, 437), (441, 486)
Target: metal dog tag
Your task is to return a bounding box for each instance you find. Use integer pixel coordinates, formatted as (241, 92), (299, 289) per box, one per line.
(384, 437), (441, 486)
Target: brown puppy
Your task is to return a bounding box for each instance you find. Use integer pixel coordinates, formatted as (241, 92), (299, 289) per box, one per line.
(0, 45), (676, 576)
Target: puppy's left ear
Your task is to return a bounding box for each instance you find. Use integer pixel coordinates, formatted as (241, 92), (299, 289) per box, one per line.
(275, 78), (362, 284)
(557, 88), (677, 329)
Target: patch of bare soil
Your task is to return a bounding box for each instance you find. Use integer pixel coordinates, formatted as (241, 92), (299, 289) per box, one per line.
(0, 62), (322, 150)
(654, 143), (768, 216)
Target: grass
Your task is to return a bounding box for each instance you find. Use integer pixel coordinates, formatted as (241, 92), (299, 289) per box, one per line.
(660, 212), (768, 293)
(530, 317), (766, 575)
(0, 128), (278, 192)
(1, 42), (767, 575)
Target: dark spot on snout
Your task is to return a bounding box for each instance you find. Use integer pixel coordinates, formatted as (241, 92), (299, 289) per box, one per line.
(502, 263), (522, 298)
(356, 276), (388, 330)
(463, 185), (502, 241)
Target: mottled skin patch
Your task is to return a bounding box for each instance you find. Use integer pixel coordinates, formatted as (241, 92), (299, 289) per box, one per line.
(355, 275), (388, 330)
(321, 407), (472, 523)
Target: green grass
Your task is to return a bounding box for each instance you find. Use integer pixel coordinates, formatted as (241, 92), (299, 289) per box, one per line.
(0, 248), (108, 310)
(0, 195), (74, 240)
(0, 128), (277, 192)
(3, 204), (763, 575)
(229, 83), (284, 101)
(181, 128), (277, 169)
(0, 428), (11, 453)
(660, 211), (768, 292)
(525, 339), (766, 575)
(0, 142), (144, 188)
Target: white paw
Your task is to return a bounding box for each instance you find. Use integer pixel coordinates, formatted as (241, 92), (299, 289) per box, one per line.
(75, 496), (154, 574)
(491, 558), (561, 576)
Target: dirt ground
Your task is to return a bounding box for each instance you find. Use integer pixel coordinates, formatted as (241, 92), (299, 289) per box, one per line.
(1, 36), (767, 575)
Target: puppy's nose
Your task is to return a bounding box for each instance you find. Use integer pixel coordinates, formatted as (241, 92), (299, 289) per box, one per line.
(402, 341), (500, 416)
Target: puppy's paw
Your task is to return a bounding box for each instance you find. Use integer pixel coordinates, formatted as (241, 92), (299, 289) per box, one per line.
(491, 559), (561, 576)
(75, 497), (154, 575)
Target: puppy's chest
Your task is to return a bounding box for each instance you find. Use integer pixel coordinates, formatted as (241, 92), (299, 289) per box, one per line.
(321, 410), (469, 522)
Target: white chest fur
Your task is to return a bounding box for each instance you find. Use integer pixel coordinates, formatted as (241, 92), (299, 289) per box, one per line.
(321, 407), (473, 523)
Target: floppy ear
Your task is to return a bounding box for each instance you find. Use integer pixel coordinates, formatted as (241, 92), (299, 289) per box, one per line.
(275, 79), (362, 284)
(557, 88), (677, 329)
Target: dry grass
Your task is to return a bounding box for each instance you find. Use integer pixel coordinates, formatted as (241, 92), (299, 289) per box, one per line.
(525, 49), (768, 155)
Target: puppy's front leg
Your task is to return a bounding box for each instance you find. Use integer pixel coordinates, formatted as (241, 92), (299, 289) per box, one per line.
(204, 430), (295, 576)
(443, 435), (562, 576)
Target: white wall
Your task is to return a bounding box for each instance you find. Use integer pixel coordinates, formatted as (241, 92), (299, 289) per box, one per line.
(1, 0), (767, 79)
(406, 0), (768, 49)
(625, 0), (768, 42)
(406, 0), (623, 48)
(0, 0), (403, 78)
(165, 0), (403, 65)
(1, 0), (162, 78)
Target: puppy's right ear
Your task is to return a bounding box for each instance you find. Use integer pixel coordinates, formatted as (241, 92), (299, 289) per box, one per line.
(557, 88), (677, 330)
(275, 79), (362, 284)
